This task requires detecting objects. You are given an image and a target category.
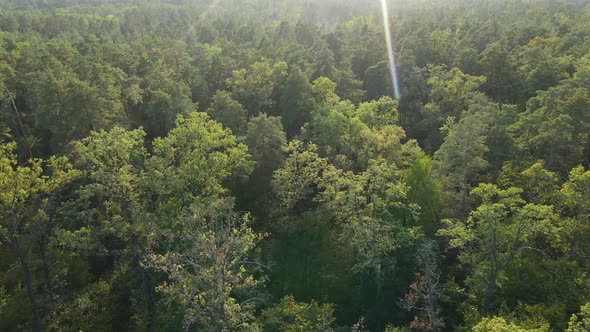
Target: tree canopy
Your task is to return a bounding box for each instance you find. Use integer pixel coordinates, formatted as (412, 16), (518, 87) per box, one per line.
(1, 0), (590, 331)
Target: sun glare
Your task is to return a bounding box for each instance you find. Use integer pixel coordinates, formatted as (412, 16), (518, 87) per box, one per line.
(380, 0), (401, 100)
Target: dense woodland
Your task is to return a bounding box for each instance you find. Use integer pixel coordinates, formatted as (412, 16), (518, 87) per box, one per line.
(1, 0), (590, 331)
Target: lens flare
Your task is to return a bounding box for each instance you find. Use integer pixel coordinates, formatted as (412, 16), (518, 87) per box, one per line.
(380, 0), (401, 100)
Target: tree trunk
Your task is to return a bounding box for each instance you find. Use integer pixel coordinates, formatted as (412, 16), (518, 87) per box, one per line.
(428, 289), (438, 332)
(374, 262), (384, 331)
(483, 227), (499, 316)
(142, 268), (155, 332)
(38, 239), (53, 309)
(132, 235), (155, 332)
(14, 239), (43, 332)
(482, 272), (497, 316)
(217, 265), (226, 332)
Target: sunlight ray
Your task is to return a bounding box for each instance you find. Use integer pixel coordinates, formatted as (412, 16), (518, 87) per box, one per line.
(380, 0), (401, 100)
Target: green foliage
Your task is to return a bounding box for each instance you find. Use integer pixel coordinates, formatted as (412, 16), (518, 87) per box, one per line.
(272, 141), (332, 213)
(419, 66), (487, 151)
(479, 42), (521, 103)
(473, 316), (548, 332)
(260, 295), (335, 332)
(0, 141), (79, 331)
(558, 166), (590, 257)
(244, 113), (287, 219)
(364, 61), (393, 100)
(1, 1), (590, 330)
(510, 82), (590, 173)
(227, 59), (288, 116)
(65, 127), (148, 251)
(312, 76), (341, 106)
(403, 153), (440, 234)
(146, 112), (253, 209)
(433, 112), (490, 219)
(144, 199), (264, 331)
(207, 91), (248, 136)
(519, 162), (560, 205)
(567, 303), (590, 332)
(246, 114), (287, 171)
(47, 280), (114, 332)
(384, 326), (410, 332)
(278, 66), (315, 137)
(438, 184), (559, 315)
(267, 212), (352, 311)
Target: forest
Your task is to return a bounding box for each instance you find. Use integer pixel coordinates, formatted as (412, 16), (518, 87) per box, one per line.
(0, 0), (590, 331)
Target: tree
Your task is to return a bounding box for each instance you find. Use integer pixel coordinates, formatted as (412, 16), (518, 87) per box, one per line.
(272, 141), (333, 214)
(479, 42), (521, 104)
(244, 114), (287, 221)
(207, 91), (248, 136)
(144, 198), (265, 332)
(355, 96), (398, 129)
(558, 166), (590, 258)
(142, 81), (196, 139)
(277, 67), (315, 137)
(473, 316), (548, 332)
(402, 153), (440, 235)
(227, 60), (288, 116)
(438, 184), (558, 315)
(26, 60), (127, 152)
(566, 303), (590, 332)
(433, 113), (490, 219)
(259, 295), (335, 332)
(418, 66), (487, 152)
(62, 126), (155, 330)
(401, 240), (444, 332)
(2, 1), (590, 330)
(510, 83), (590, 173)
(319, 158), (420, 329)
(431, 29), (459, 66)
(516, 37), (569, 102)
(364, 61), (393, 101)
(0, 142), (78, 332)
(267, 211), (352, 310)
(519, 162), (560, 205)
(351, 97), (418, 170)
(311, 76), (341, 106)
(145, 112), (254, 214)
(305, 88), (416, 172)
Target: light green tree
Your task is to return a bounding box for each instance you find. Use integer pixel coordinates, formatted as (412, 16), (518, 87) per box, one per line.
(227, 60), (288, 115)
(145, 112), (253, 215)
(259, 295), (335, 332)
(144, 198), (265, 332)
(438, 184), (558, 315)
(50, 126), (157, 330)
(558, 166), (590, 258)
(420, 66), (487, 151)
(566, 303), (590, 332)
(473, 316), (548, 332)
(0, 142), (79, 332)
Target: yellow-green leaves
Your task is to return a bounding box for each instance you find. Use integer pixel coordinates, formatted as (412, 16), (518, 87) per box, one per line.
(473, 316), (549, 332)
(143, 198), (265, 331)
(259, 295), (335, 332)
(312, 77), (340, 105)
(438, 183), (559, 314)
(272, 141), (331, 211)
(148, 112), (253, 205)
(0, 142), (79, 242)
(227, 59), (288, 115)
(566, 303), (590, 332)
